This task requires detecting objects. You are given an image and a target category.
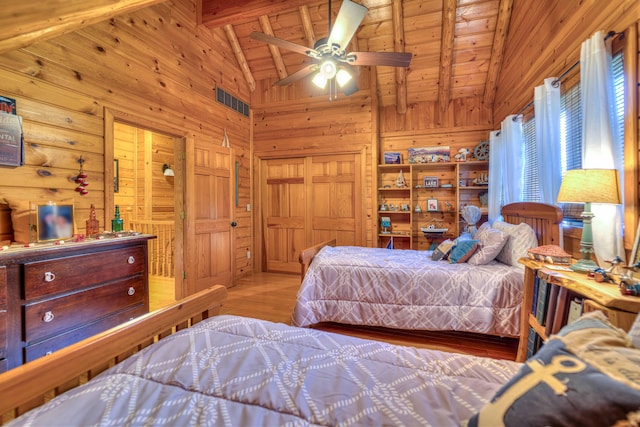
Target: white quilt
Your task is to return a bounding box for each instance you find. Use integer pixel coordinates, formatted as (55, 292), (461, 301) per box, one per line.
(293, 246), (524, 336)
(11, 315), (521, 426)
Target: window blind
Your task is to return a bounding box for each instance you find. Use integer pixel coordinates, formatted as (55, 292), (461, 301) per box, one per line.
(522, 117), (540, 202)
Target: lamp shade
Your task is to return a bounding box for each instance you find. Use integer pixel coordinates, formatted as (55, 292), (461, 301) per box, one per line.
(556, 169), (621, 204)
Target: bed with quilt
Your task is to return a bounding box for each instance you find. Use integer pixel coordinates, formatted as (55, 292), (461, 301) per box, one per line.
(2, 286), (639, 426)
(293, 202), (564, 336)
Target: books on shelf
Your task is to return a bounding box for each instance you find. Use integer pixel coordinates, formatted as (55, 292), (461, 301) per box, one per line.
(527, 326), (543, 358)
(567, 297), (584, 325)
(535, 278), (551, 326)
(544, 283), (560, 336)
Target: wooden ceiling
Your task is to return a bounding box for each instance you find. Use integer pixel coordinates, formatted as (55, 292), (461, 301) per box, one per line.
(200, 0), (513, 111)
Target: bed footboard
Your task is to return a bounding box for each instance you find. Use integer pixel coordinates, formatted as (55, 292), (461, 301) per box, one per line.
(0, 285), (228, 422)
(299, 239), (336, 281)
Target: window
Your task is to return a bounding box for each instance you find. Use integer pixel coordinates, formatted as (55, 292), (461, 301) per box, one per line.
(520, 49), (625, 218)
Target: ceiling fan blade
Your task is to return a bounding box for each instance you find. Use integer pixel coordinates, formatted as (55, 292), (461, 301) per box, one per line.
(275, 63), (319, 86)
(327, 0), (368, 51)
(347, 51), (412, 67)
(250, 32), (317, 57)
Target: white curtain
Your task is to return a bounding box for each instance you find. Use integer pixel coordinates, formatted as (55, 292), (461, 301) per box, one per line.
(580, 30), (624, 262)
(534, 77), (562, 203)
(488, 130), (502, 222)
(488, 115), (524, 222)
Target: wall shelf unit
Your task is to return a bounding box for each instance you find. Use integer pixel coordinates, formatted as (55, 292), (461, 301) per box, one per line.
(377, 161), (489, 249)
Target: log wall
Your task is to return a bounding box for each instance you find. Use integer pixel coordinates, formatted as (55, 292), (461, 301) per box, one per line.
(0, 0), (253, 279)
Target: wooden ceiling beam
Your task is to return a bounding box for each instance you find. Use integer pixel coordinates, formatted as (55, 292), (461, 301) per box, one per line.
(224, 24), (257, 92)
(438, 0), (456, 112)
(0, 0), (166, 55)
(299, 5), (317, 49)
(201, 0), (314, 28)
(392, 0), (408, 115)
(484, 0), (513, 109)
(258, 15), (288, 81)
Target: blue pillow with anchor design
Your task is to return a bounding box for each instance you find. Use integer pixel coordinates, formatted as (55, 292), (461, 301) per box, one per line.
(466, 311), (640, 427)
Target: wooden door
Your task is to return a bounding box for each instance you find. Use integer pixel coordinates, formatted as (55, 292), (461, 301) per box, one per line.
(261, 158), (306, 273)
(185, 142), (235, 293)
(261, 153), (362, 273)
(308, 154), (362, 246)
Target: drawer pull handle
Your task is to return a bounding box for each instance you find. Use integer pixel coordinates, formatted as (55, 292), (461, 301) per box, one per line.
(43, 311), (55, 323)
(45, 351), (53, 356)
(44, 272), (56, 282)
(128, 287), (135, 296)
(127, 256), (135, 264)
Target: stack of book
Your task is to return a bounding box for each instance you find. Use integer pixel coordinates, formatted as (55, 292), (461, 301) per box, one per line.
(527, 274), (584, 356)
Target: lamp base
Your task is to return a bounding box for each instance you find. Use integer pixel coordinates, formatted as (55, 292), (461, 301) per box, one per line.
(570, 258), (599, 274)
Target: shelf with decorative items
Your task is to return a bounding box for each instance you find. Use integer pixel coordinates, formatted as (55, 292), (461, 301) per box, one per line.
(376, 159), (489, 250)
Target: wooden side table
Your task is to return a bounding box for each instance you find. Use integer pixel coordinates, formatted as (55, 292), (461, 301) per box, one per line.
(516, 257), (640, 362)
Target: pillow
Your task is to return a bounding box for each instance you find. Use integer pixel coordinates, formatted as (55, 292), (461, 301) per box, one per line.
(492, 221), (538, 267)
(467, 226), (509, 265)
(449, 239), (479, 264)
(466, 311), (640, 427)
(431, 239), (454, 261)
(630, 312), (640, 349)
(4, 198), (34, 244)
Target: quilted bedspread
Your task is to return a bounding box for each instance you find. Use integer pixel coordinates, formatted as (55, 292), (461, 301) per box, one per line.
(12, 315), (521, 426)
(292, 246), (524, 336)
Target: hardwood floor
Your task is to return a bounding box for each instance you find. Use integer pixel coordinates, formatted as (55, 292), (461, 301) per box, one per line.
(149, 272), (518, 361)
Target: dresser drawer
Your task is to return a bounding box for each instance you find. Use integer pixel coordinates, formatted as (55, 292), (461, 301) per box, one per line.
(24, 303), (146, 363)
(24, 246), (146, 300)
(23, 277), (145, 343)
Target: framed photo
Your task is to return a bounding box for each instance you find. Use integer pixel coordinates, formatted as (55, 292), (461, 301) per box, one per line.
(427, 199), (438, 212)
(36, 203), (75, 242)
(423, 176), (439, 188)
(408, 146), (450, 163)
(383, 152), (402, 164)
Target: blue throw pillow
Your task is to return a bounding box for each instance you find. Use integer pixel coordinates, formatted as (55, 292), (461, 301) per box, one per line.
(466, 311), (640, 427)
(448, 239), (479, 263)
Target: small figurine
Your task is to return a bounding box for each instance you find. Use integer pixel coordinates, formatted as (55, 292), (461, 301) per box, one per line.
(86, 204), (100, 236)
(396, 170), (406, 188)
(454, 148), (470, 162)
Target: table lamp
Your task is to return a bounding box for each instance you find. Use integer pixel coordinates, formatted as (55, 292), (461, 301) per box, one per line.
(556, 168), (621, 273)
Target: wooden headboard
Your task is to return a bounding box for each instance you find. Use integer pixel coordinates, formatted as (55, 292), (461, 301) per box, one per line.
(501, 202), (563, 247)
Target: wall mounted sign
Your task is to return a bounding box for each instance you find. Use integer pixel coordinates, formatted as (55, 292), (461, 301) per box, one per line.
(0, 112), (24, 166)
(0, 96), (16, 115)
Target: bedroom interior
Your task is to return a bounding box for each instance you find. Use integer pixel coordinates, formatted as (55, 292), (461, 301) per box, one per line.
(0, 0), (639, 424)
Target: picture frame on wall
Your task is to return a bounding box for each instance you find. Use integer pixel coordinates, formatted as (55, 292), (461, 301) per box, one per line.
(383, 152), (402, 164)
(423, 176), (439, 188)
(427, 199), (438, 212)
(36, 203), (75, 242)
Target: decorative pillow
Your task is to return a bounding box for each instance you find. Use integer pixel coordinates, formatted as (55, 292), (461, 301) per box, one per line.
(4, 198), (34, 244)
(630, 312), (640, 349)
(431, 239), (454, 261)
(467, 227), (509, 265)
(492, 221), (538, 268)
(449, 239), (479, 264)
(466, 311), (640, 427)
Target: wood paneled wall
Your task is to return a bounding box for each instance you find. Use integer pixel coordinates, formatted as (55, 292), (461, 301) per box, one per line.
(0, 0), (253, 279)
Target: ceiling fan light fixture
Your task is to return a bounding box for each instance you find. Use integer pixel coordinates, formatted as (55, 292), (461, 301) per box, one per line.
(336, 68), (352, 87)
(312, 72), (328, 89)
(319, 59), (337, 80)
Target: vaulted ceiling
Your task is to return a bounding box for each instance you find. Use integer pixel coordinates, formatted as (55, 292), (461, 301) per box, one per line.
(200, 0), (513, 112)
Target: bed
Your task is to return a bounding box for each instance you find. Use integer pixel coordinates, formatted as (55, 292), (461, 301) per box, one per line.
(1, 285), (638, 426)
(294, 202), (564, 336)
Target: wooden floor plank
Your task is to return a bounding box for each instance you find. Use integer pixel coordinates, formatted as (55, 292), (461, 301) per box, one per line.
(149, 272), (518, 361)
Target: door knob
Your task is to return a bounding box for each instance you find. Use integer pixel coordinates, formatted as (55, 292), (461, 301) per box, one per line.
(231, 221), (238, 227)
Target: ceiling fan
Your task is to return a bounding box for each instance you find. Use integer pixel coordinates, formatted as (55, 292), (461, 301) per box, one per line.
(250, 0), (412, 96)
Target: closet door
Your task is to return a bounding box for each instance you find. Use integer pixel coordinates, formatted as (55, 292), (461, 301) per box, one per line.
(307, 154), (362, 246)
(262, 158), (306, 273)
(261, 153), (363, 273)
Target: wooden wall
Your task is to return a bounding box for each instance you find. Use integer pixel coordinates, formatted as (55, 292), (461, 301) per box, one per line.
(0, 0), (253, 279)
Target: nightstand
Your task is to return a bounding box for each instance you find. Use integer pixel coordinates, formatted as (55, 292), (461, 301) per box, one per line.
(516, 257), (640, 362)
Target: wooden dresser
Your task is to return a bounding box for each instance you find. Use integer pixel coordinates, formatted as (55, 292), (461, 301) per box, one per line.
(0, 235), (154, 372)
